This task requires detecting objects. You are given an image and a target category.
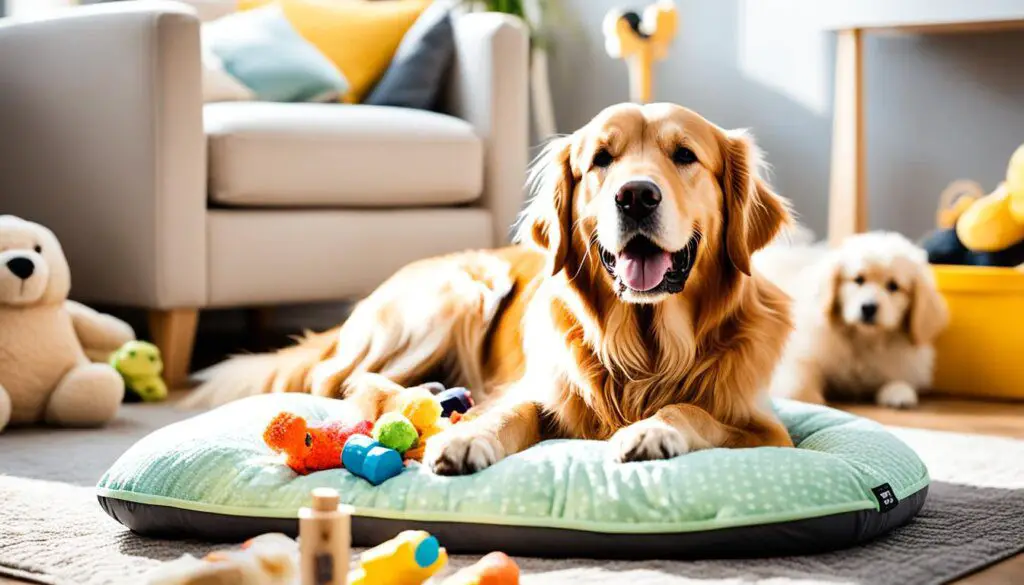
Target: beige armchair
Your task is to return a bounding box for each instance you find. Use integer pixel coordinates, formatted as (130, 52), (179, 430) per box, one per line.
(0, 1), (530, 386)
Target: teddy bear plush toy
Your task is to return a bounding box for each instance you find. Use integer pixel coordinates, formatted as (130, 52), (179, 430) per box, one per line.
(0, 215), (136, 432)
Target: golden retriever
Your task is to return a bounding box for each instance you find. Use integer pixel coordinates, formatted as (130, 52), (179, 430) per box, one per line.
(758, 232), (949, 408)
(191, 102), (796, 475)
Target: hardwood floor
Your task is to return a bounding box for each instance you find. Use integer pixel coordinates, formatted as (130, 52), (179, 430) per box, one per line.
(2, 397), (1021, 585)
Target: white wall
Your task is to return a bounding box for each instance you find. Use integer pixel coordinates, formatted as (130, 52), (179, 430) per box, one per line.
(7, 0), (77, 17)
(545, 0), (1024, 240)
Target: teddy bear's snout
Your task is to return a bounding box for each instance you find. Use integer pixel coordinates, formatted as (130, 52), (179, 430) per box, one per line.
(6, 257), (35, 280)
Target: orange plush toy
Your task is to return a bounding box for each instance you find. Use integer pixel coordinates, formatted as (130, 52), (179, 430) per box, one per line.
(263, 412), (372, 475)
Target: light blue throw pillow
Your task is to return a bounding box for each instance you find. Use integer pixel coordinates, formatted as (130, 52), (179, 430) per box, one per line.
(202, 5), (349, 103)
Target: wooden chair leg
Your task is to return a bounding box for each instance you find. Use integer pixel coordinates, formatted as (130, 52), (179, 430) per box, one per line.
(828, 28), (866, 248)
(149, 309), (199, 390)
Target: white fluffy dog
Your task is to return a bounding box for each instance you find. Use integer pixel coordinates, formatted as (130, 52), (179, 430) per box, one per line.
(755, 231), (949, 409)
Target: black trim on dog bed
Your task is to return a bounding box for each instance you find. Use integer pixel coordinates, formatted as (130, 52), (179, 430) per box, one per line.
(98, 486), (927, 559)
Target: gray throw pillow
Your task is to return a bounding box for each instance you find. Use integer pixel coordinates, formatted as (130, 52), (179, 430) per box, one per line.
(364, 1), (455, 110)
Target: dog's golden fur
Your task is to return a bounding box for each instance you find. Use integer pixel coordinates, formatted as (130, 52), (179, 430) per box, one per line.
(191, 103), (796, 474)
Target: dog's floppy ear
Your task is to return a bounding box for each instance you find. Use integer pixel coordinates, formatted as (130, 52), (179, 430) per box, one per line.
(718, 130), (792, 275)
(817, 255), (842, 319)
(516, 136), (577, 276)
(908, 263), (949, 345)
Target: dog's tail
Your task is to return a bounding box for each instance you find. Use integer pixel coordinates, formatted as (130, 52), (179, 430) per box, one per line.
(182, 328), (339, 408)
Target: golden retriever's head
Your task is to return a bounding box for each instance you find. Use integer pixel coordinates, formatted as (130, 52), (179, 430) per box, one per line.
(518, 103), (790, 305)
(820, 232), (949, 344)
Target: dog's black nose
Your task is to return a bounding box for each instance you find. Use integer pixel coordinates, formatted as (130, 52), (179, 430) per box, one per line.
(860, 302), (878, 323)
(615, 180), (661, 223)
(6, 257), (35, 280)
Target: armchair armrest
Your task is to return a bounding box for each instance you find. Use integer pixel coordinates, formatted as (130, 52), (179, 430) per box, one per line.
(0, 1), (207, 309)
(444, 12), (530, 246)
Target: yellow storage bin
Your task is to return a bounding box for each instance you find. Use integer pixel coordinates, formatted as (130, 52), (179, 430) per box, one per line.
(932, 265), (1024, 399)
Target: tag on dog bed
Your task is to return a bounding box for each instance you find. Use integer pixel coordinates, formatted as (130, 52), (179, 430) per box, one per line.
(872, 483), (899, 512)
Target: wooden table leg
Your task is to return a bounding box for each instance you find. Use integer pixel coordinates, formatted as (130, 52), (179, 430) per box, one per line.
(828, 28), (867, 247)
(149, 308), (199, 390)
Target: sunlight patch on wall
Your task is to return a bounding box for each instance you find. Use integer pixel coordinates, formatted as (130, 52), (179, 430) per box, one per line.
(737, 0), (829, 116)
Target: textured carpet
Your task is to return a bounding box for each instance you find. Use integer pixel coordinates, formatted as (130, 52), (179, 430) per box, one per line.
(1, 404), (1023, 585)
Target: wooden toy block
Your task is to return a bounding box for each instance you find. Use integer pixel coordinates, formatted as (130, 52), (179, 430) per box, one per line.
(299, 488), (352, 585)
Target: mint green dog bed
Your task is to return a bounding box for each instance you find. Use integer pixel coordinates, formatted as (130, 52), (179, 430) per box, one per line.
(97, 394), (929, 559)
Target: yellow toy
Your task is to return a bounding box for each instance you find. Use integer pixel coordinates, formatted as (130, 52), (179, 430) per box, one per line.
(956, 143), (1024, 252)
(349, 530), (447, 585)
(110, 340), (168, 402)
(602, 0), (678, 104)
(397, 387), (449, 462)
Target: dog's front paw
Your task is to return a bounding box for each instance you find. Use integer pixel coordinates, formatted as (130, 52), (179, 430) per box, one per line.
(425, 428), (505, 476)
(876, 381), (918, 409)
(611, 419), (690, 463)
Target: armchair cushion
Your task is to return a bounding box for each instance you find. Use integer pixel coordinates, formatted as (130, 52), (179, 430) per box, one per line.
(365, 0), (455, 111)
(201, 4), (348, 103)
(206, 102), (483, 208)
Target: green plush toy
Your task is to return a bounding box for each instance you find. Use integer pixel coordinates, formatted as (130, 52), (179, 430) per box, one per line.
(372, 412), (418, 454)
(110, 341), (168, 403)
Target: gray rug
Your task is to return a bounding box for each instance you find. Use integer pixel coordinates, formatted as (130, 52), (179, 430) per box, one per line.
(1, 404), (1022, 585)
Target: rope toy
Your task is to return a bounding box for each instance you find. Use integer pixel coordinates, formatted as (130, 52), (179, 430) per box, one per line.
(602, 0), (678, 104)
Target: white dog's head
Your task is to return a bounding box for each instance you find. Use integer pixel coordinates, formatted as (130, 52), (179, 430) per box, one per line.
(820, 232), (948, 345)
(0, 215), (71, 307)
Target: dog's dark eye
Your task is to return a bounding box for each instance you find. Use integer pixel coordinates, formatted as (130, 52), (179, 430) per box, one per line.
(854, 275), (866, 286)
(304, 433), (313, 447)
(672, 146), (697, 165)
(592, 148), (614, 168)
(33, 245), (41, 254)
(886, 279), (900, 293)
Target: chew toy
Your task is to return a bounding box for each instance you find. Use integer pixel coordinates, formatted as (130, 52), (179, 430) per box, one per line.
(440, 552), (520, 585)
(145, 533), (299, 585)
(373, 412), (419, 454)
(399, 387), (444, 429)
(349, 530), (447, 585)
(396, 387), (454, 462)
(436, 387), (473, 417)
(602, 0), (678, 104)
(263, 412), (372, 475)
(342, 435), (405, 485)
(110, 340), (167, 402)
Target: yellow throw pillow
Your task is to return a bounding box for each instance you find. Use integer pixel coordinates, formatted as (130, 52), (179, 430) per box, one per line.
(251, 0), (429, 103)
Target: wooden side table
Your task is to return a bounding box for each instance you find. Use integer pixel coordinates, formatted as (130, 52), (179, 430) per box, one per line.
(821, 3), (1024, 246)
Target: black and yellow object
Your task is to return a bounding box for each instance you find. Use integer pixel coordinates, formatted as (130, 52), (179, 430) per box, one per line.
(603, 1), (678, 104)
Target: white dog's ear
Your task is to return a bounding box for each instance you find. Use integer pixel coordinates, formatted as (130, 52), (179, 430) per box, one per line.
(908, 265), (949, 345)
(817, 256), (842, 319)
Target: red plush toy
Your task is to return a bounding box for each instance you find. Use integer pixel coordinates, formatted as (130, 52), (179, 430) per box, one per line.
(263, 412), (372, 475)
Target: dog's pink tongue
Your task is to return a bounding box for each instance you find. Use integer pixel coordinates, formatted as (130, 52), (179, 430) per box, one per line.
(616, 250), (672, 291)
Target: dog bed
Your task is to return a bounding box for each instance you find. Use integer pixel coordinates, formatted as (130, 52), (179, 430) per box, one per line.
(97, 394), (929, 559)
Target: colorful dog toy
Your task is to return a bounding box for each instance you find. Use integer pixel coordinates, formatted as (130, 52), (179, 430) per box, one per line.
(342, 435), (405, 486)
(349, 530), (447, 585)
(372, 412), (419, 454)
(924, 145), (1024, 267)
(440, 552), (520, 585)
(145, 532), (299, 585)
(396, 387), (454, 462)
(436, 387), (473, 417)
(602, 0), (678, 104)
(263, 412), (372, 475)
(110, 340), (167, 402)
(955, 143), (1024, 255)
